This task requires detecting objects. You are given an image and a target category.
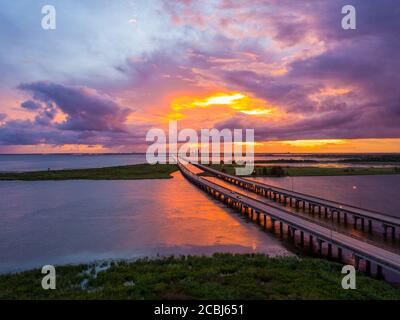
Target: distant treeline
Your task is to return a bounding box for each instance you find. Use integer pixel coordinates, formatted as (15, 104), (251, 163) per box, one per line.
(340, 155), (400, 163)
(254, 159), (317, 164)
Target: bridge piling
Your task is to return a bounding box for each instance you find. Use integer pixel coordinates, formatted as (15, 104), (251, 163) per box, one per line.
(337, 247), (343, 261)
(366, 260), (371, 275)
(354, 255), (361, 270)
(376, 265), (384, 279)
(327, 243), (332, 258)
(318, 239), (323, 255)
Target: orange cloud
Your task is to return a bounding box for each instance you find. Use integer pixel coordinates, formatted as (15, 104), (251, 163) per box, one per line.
(168, 92), (275, 120)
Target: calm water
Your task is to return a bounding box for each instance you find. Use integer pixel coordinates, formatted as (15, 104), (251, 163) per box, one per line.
(1, 154), (399, 274)
(0, 154), (147, 172)
(0, 172), (289, 273)
(251, 175), (400, 216)
(2, 153), (395, 172)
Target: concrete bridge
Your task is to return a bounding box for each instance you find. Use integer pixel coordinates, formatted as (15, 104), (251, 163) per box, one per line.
(194, 163), (400, 241)
(178, 160), (400, 278)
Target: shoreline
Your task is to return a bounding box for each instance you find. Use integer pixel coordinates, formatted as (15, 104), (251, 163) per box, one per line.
(1, 163), (400, 180)
(0, 164), (178, 180)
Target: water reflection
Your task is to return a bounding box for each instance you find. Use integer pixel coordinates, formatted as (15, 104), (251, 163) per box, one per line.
(0, 154), (146, 172)
(0, 172), (290, 273)
(250, 175), (400, 217)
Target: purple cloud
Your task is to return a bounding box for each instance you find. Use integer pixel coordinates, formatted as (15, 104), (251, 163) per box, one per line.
(18, 82), (133, 132)
(21, 100), (42, 111)
(0, 82), (150, 148)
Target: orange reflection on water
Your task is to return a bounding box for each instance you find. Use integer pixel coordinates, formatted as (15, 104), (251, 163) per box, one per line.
(141, 171), (289, 256)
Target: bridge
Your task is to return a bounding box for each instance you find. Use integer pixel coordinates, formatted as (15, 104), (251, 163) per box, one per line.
(177, 159), (400, 278)
(194, 163), (400, 241)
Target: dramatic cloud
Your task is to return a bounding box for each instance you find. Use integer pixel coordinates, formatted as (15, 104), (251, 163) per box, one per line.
(21, 100), (41, 111)
(18, 82), (133, 132)
(0, 82), (149, 148)
(0, 0), (399, 151)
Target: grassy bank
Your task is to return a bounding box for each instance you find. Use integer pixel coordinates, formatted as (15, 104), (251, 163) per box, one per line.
(209, 164), (400, 177)
(1, 254), (399, 299)
(0, 164), (178, 180)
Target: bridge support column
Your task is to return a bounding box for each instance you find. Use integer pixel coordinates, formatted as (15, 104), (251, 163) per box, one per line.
(368, 220), (372, 233)
(271, 219), (276, 230)
(361, 218), (365, 231)
(317, 239), (323, 255)
(353, 216), (358, 229)
(263, 214), (267, 229)
(288, 227), (296, 242)
(279, 221), (283, 235)
(309, 235), (313, 250)
(327, 243), (332, 258)
(344, 213), (348, 225)
(288, 226), (292, 240)
(300, 231), (304, 246)
(365, 260), (371, 275)
(376, 265), (384, 279)
(337, 247), (343, 261)
(354, 255), (360, 270)
(256, 211), (261, 224)
(337, 211), (341, 223)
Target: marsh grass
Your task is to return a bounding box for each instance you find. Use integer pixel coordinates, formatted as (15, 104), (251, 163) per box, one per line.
(1, 254), (399, 300)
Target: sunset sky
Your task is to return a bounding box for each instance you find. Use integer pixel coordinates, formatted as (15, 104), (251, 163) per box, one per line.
(0, 0), (399, 153)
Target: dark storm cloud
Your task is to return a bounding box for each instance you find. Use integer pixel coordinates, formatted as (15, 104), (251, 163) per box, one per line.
(18, 82), (133, 132)
(215, 0), (400, 140)
(0, 82), (149, 147)
(21, 100), (42, 111)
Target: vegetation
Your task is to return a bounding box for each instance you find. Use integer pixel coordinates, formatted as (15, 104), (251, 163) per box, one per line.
(340, 155), (400, 163)
(209, 164), (400, 177)
(0, 164), (178, 180)
(1, 254), (399, 300)
(254, 159), (317, 164)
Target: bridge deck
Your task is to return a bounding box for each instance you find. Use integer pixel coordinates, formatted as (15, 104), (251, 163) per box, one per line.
(179, 161), (400, 274)
(195, 163), (400, 227)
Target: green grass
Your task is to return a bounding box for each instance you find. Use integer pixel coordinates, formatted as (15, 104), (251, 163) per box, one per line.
(0, 164), (178, 180)
(209, 164), (400, 177)
(1, 254), (399, 300)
